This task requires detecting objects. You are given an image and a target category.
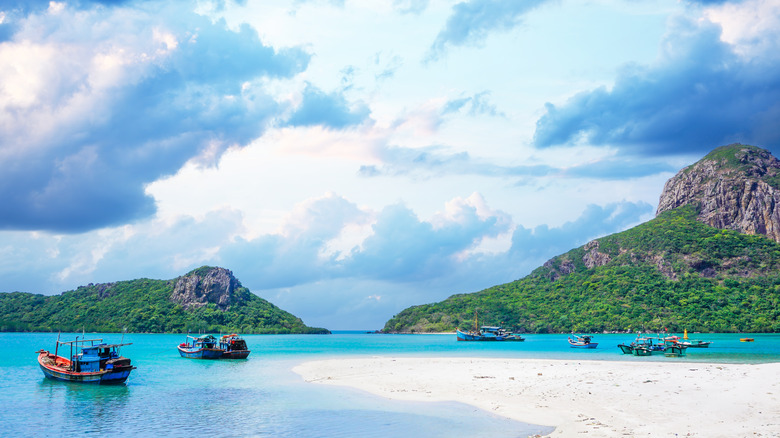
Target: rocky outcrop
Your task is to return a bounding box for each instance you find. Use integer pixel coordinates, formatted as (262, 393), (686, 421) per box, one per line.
(656, 144), (780, 242)
(582, 240), (611, 269)
(542, 257), (576, 281)
(170, 267), (245, 311)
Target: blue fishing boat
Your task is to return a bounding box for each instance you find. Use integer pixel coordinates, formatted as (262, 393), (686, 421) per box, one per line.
(36, 336), (135, 384)
(568, 334), (598, 349)
(177, 335), (224, 359)
(219, 334), (250, 359)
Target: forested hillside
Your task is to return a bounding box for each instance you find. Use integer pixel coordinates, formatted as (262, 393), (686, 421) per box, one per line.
(384, 145), (780, 334)
(0, 267), (329, 334)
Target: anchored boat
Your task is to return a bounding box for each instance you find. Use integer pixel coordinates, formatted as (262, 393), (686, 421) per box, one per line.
(677, 329), (712, 348)
(219, 334), (250, 359)
(617, 333), (675, 356)
(456, 326), (525, 341)
(177, 335), (224, 359)
(456, 311), (524, 341)
(568, 334), (598, 349)
(36, 336), (135, 384)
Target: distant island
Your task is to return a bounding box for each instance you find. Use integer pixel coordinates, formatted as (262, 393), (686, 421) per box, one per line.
(383, 144), (780, 334)
(0, 266), (329, 334)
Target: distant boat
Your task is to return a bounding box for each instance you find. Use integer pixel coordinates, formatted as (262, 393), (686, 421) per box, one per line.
(456, 311), (524, 341)
(740, 338), (755, 342)
(219, 334), (250, 359)
(177, 335), (224, 359)
(568, 334), (598, 349)
(36, 335), (135, 384)
(677, 329), (712, 348)
(617, 333), (666, 355)
(456, 326), (525, 341)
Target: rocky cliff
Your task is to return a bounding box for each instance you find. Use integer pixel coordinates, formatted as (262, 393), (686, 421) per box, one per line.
(656, 144), (780, 242)
(382, 144), (780, 334)
(170, 266), (248, 311)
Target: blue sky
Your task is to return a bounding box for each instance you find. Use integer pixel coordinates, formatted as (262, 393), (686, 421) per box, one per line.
(1, 0), (778, 329)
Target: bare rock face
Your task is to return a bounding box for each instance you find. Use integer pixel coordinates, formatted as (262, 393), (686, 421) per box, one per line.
(542, 257), (576, 281)
(170, 267), (244, 311)
(656, 144), (780, 242)
(582, 240), (611, 269)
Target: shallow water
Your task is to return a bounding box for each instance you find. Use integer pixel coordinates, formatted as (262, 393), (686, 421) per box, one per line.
(3, 332), (777, 437)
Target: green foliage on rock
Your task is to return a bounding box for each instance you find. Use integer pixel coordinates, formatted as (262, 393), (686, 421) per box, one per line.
(0, 270), (329, 334)
(383, 206), (780, 334)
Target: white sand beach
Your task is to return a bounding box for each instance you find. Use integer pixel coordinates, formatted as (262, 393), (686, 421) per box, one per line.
(294, 357), (780, 437)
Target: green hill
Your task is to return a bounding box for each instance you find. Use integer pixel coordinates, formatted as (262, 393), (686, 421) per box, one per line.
(0, 266), (329, 334)
(383, 145), (780, 334)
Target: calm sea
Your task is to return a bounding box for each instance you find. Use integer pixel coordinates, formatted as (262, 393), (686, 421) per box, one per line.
(2, 332), (778, 437)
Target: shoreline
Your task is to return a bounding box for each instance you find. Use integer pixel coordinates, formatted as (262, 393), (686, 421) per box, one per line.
(294, 357), (780, 437)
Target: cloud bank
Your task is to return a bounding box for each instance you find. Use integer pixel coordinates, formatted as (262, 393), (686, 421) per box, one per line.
(0, 2), (308, 232)
(533, 0), (780, 156)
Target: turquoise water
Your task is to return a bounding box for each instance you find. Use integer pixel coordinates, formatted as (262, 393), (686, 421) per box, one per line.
(2, 332), (778, 437)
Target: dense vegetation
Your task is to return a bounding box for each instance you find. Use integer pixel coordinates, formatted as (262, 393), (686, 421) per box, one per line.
(0, 271), (329, 334)
(383, 206), (780, 334)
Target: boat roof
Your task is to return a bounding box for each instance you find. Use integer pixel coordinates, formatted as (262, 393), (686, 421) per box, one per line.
(82, 343), (133, 349)
(56, 338), (104, 345)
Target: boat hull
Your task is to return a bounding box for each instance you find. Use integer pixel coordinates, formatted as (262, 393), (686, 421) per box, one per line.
(664, 345), (687, 357)
(177, 345), (224, 359)
(456, 329), (497, 341)
(37, 352), (133, 384)
(221, 350), (250, 359)
(569, 342), (598, 349)
(617, 343), (634, 354)
(686, 342), (710, 348)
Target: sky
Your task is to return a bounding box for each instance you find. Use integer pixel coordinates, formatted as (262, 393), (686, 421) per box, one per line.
(1, 0), (779, 330)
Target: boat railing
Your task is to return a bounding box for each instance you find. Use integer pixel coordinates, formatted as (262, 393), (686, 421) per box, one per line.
(56, 338), (104, 346)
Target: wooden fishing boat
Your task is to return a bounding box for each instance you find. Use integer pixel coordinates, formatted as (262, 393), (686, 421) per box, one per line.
(177, 335), (224, 359)
(219, 334), (250, 359)
(456, 311), (524, 341)
(36, 336), (135, 384)
(679, 339), (712, 348)
(676, 329), (712, 348)
(568, 334), (598, 349)
(456, 326), (524, 341)
(617, 333), (665, 355)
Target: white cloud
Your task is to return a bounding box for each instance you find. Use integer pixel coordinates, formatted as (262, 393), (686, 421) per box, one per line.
(703, 0), (780, 59)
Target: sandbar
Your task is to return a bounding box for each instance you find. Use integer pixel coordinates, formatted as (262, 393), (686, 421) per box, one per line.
(294, 357), (780, 437)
